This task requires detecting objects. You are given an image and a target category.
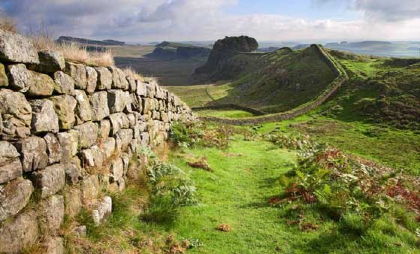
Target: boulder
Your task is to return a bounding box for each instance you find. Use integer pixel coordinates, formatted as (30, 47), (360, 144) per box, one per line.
(7, 64), (54, 96)
(109, 66), (129, 90)
(57, 131), (78, 162)
(90, 91), (109, 121)
(51, 95), (77, 130)
(32, 163), (66, 198)
(44, 133), (62, 164)
(85, 66), (97, 94)
(107, 89), (130, 113)
(0, 29), (39, 64)
(0, 141), (22, 184)
(39, 195), (64, 233)
(0, 63), (8, 87)
(74, 121), (98, 148)
(64, 187), (82, 218)
(0, 178), (33, 222)
(33, 50), (65, 73)
(65, 63), (87, 89)
(95, 66), (112, 90)
(92, 196), (112, 225)
(30, 99), (59, 133)
(42, 237), (64, 254)
(74, 90), (93, 123)
(16, 136), (48, 172)
(0, 210), (39, 253)
(53, 71), (75, 95)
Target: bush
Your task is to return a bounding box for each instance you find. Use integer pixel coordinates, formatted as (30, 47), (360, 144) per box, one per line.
(170, 121), (233, 149)
(266, 132), (313, 150)
(142, 163), (197, 223)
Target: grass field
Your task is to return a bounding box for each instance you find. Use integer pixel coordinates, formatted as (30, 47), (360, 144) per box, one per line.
(198, 109), (255, 118)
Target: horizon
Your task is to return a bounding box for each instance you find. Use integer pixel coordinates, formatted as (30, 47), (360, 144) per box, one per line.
(1, 0), (420, 43)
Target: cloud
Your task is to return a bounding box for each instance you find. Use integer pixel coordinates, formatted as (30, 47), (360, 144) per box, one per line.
(1, 0), (419, 42)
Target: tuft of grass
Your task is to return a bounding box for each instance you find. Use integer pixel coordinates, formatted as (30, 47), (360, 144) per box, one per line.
(0, 15), (17, 33)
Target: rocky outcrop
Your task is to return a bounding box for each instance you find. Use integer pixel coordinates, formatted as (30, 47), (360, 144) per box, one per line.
(195, 36), (258, 76)
(0, 29), (195, 253)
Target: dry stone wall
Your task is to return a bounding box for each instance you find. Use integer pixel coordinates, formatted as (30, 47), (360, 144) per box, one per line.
(0, 29), (194, 253)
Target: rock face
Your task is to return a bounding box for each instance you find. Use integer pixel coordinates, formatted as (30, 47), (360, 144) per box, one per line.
(0, 30), (39, 64)
(195, 35), (258, 76)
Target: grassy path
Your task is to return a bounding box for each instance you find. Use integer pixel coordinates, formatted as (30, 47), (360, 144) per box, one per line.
(170, 138), (299, 254)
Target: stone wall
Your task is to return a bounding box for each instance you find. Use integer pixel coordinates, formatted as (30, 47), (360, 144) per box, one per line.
(0, 30), (194, 253)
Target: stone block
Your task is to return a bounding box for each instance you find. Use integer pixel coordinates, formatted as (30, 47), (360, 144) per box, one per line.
(17, 136), (48, 172)
(51, 95), (77, 130)
(57, 131), (78, 162)
(85, 66), (97, 94)
(30, 99), (59, 133)
(0, 178), (33, 222)
(32, 163), (66, 198)
(95, 66), (112, 90)
(39, 195), (64, 233)
(44, 133), (62, 164)
(74, 121), (98, 149)
(90, 91), (109, 121)
(0, 29), (39, 64)
(0, 141), (22, 183)
(65, 63), (87, 89)
(53, 71), (75, 95)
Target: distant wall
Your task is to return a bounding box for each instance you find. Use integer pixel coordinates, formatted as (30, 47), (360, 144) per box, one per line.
(0, 30), (194, 253)
(199, 45), (348, 125)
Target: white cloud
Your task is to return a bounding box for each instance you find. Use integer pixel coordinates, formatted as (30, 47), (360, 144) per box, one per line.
(1, 0), (420, 42)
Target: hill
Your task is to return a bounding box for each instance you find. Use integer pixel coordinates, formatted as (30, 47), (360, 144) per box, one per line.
(56, 36), (125, 46)
(147, 41), (211, 60)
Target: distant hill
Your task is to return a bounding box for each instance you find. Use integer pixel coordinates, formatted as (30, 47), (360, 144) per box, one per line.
(147, 41), (210, 59)
(56, 36), (125, 46)
(324, 41), (420, 57)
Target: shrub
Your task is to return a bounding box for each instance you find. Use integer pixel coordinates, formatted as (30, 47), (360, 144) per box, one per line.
(266, 132), (313, 150)
(142, 163), (196, 223)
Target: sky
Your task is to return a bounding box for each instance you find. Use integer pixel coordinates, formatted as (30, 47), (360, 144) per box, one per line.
(1, 0), (420, 43)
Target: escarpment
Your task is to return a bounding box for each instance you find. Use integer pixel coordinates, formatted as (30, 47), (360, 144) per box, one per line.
(0, 29), (195, 253)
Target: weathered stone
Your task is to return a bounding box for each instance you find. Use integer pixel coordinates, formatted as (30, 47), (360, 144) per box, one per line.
(73, 225), (87, 236)
(90, 91), (109, 121)
(80, 146), (104, 168)
(34, 50), (65, 73)
(145, 82), (157, 98)
(107, 89), (130, 113)
(57, 131), (78, 162)
(141, 132), (150, 146)
(95, 66), (112, 90)
(85, 66), (97, 94)
(136, 80), (147, 96)
(143, 98), (155, 114)
(127, 76), (137, 92)
(30, 99), (59, 133)
(109, 66), (129, 90)
(110, 158), (124, 183)
(64, 157), (82, 185)
(51, 95), (77, 130)
(42, 237), (64, 254)
(0, 141), (22, 184)
(0, 210), (39, 253)
(44, 133), (62, 164)
(0, 178), (33, 222)
(81, 175), (100, 206)
(16, 136), (48, 172)
(127, 113), (136, 128)
(102, 137), (116, 158)
(39, 195), (64, 234)
(0, 63), (8, 87)
(53, 71), (75, 95)
(116, 129), (133, 152)
(92, 196), (112, 225)
(74, 122), (98, 148)
(64, 187), (82, 218)
(0, 29), (39, 64)
(32, 163), (66, 198)
(130, 94), (142, 112)
(98, 119), (111, 140)
(65, 63), (87, 89)
(8, 64), (54, 96)
(161, 112), (169, 123)
(74, 90), (92, 124)
(109, 113), (129, 135)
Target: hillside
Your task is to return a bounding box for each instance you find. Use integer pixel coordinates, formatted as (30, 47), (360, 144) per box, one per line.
(56, 36), (125, 46)
(147, 41), (211, 60)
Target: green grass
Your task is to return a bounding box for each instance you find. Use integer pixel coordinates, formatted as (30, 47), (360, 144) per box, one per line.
(165, 136), (418, 253)
(165, 85), (214, 107)
(198, 109), (255, 118)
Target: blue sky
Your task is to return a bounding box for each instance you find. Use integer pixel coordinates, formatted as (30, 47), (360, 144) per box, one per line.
(1, 0), (419, 42)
